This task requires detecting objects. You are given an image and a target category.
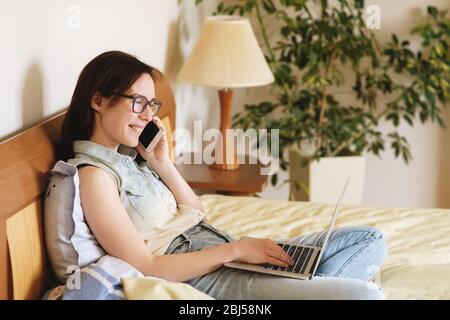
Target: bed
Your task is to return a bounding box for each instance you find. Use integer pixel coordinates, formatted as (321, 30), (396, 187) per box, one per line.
(1, 71), (449, 300)
(202, 195), (450, 300)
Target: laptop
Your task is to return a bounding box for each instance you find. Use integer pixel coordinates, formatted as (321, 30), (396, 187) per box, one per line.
(224, 177), (350, 280)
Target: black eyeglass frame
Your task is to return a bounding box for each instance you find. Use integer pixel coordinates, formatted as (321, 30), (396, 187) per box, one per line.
(112, 93), (162, 115)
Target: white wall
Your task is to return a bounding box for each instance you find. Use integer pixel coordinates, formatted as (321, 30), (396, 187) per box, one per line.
(362, 0), (450, 209)
(271, 0), (450, 208)
(170, 0), (221, 147)
(0, 0), (180, 140)
(2, 0), (449, 209)
(175, 0), (450, 209)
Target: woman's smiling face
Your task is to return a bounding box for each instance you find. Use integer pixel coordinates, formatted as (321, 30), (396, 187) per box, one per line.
(90, 73), (155, 149)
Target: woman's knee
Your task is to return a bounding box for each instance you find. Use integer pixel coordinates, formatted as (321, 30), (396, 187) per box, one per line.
(364, 227), (388, 263)
(332, 226), (388, 280)
(344, 226), (388, 259)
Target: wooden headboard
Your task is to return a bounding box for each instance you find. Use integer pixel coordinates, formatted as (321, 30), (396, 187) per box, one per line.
(0, 72), (176, 300)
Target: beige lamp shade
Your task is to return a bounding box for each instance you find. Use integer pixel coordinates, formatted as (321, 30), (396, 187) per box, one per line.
(177, 16), (274, 88)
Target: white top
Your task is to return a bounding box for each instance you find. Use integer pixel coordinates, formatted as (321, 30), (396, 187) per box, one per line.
(68, 140), (204, 256)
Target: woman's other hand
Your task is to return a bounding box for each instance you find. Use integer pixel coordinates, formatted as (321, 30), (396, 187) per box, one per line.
(232, 238), (294, 268)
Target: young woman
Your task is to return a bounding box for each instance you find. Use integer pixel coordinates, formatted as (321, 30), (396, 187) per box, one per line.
(54, 50), (387, 299)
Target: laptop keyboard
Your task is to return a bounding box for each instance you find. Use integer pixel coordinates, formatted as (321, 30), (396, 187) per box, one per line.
(263, 243), (315, 274)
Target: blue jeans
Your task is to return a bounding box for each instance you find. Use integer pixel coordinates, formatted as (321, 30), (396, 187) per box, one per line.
(164, 222), (388, 300)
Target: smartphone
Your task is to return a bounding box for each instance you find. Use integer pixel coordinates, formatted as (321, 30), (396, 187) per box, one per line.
(139, 121), (163, 152)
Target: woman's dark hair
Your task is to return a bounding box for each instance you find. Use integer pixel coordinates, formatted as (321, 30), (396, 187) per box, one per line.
(58, 50), (160, 161)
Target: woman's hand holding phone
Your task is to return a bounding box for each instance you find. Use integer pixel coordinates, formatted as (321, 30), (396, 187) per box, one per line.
(137, 118), (206, 214)
(136, 116), (170, 167)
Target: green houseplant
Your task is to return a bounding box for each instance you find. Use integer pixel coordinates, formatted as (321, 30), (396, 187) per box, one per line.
(192, 0), (450, 200)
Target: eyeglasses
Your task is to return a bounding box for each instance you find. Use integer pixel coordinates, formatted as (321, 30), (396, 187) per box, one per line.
(112, 93), (162, 115)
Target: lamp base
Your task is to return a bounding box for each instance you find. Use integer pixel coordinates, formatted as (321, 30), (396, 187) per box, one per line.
(210, 88), (240, 171)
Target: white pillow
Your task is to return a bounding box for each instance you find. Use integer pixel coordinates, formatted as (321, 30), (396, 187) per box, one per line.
(122, 277), (215, 300)
(44, 160), (105, 282)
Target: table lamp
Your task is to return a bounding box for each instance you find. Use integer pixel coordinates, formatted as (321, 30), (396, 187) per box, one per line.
(177, 16), (274, 170)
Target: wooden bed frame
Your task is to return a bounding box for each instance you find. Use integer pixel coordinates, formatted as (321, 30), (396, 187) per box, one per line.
(0, 72), (176, 300)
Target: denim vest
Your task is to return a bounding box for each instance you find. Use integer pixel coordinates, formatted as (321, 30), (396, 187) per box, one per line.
(67, 140), (204, 255)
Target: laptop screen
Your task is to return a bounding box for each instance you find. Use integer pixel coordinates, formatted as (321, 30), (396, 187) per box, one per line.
(310, 177), (350, 276)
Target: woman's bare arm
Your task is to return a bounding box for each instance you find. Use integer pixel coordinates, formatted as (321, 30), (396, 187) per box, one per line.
(135, 116), (204, 212)
(78, 166), (235, 281)
(150, 160), (204, 212)
(79, 166), (293, 282)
